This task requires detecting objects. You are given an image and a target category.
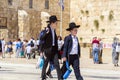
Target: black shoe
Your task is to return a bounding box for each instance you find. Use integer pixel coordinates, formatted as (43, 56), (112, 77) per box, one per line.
(41, 78), (46, 80)
(46, 73), (53, 78)
(114, 64), (116, 66)
(116, 64), (119, 67)
(41, 76), (48, 78)
(99, 62), (103, 64)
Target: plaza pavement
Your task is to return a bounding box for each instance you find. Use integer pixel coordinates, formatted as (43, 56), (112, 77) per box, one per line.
(0, 48), (120, 80)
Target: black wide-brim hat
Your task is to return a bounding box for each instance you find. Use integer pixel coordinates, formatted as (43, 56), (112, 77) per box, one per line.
(46, 15), (60, 23)
(66, 22), (80, 31)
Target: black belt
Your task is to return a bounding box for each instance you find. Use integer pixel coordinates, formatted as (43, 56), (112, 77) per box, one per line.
(69, 54), (78, 56)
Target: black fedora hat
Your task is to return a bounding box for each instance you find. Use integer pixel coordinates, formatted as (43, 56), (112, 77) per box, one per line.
(46, 15), (60, 23)
(66, 22), (80, 31)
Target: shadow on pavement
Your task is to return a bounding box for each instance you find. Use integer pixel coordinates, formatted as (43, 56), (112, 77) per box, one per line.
(84, 75), (120, 79)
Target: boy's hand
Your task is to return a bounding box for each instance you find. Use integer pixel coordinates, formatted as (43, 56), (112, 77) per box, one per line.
(62, 57), (67, 61)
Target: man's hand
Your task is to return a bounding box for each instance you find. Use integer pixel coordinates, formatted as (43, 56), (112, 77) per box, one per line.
(40, 52), (43, 57)
(62, 57), (67, 61)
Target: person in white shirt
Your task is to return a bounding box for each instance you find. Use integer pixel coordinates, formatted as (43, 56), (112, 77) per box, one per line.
(36, 39), (40, 51)
(1, 38), (6, 58)
(28, 38), (36, 46)
(58, 36), (64, 51)
(61, 22), (83, 80)
(57, 36), (64, 63)
(13, 40), (17, 55)
(25, 44), (32, 59)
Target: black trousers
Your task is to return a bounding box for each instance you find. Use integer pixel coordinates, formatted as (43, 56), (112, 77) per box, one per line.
(27, 54), (31, 59)
(41, 46), (62, 80)
(46, 60), (54, 75)
(61, 55), (83, 80)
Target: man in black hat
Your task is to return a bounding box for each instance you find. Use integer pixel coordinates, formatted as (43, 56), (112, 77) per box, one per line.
(61, 22), (83, 80)
(41, 15), (62, 80)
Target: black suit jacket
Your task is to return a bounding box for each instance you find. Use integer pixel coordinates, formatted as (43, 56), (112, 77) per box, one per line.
(62, 34), (81, 58)
(42, 24), (58, 54)
(0, 40), (2, 52)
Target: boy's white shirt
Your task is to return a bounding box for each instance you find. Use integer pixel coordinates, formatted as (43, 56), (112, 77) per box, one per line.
(26, 46), (32, 54)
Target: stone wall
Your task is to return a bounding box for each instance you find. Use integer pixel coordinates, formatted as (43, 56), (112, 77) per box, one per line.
(7, 8), (18, 40)
(0, 0), (18, 41)
(0, 0), (70, 41)
(0, 0), (7, 40)
(4, 0), (120, 43)
(70, 0), (120, 43)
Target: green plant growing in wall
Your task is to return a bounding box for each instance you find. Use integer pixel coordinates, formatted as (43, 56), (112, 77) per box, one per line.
(110, 10), (113, 14)
(81, 10), (84, 14)
(91, 29), (94, 34)
(86, 10), (89, 15)
(109, 14), (113, 21)
(101, 29), (105, 33)
(80, 37), (83, 42)
(100, 15), (104, 21)
(108, 10), (114, 21)
(94, 20), (99, 30)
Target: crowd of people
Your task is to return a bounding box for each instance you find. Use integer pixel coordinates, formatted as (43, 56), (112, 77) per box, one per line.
(0, 15), (120, 80)
(91, 36), (119, 67)
(0, 38), (40, 59)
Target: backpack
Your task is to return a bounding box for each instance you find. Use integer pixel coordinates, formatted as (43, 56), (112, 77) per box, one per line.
(16, 42), (22, 49)
(30, 41), (34, 47)
(39, 29), (47, 52)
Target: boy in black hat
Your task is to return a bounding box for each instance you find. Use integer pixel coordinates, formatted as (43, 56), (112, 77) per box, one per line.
(41, 15), (62, 80)
(61, 22), (83, 80)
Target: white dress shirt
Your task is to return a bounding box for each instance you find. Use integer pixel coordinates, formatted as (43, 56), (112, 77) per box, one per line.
(26, 46), (32, 54)
(50, 26), (55, 46)
(58, 40), (64, 50)
(70, 35), (78, 55)
(36, 40), (40, 45)
(2, 40), (6, 53)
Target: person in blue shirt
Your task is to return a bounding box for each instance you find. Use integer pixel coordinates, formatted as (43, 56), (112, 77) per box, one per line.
(6, 40), (13, 58)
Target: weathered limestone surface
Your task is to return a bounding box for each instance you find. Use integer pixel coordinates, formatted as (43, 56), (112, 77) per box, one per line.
(0, 0), (70, 41)
(1, 0), (120, 43)
(70, 0), (120, 43)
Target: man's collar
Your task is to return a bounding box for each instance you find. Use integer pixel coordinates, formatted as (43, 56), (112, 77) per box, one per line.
(71, 35), (77, 38)
(50, 26), (54, 30)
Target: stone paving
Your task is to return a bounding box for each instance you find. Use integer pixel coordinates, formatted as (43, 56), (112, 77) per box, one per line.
(0, 48), (120, 80)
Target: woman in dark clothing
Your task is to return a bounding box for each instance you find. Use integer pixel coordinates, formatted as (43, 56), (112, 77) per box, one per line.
(7, 40), (13, 58)
(58, 36), (64, 60)
(0, 40), (2, 68)
(0, 40), (2, 54)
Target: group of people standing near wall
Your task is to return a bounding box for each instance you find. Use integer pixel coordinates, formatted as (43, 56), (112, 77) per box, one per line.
(0, 38), (13, 58)
(91, 36), (120, 67)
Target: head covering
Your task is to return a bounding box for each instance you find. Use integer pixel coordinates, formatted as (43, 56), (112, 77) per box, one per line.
(46, 15), (60, 23)
(66, 22), (80, 31)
